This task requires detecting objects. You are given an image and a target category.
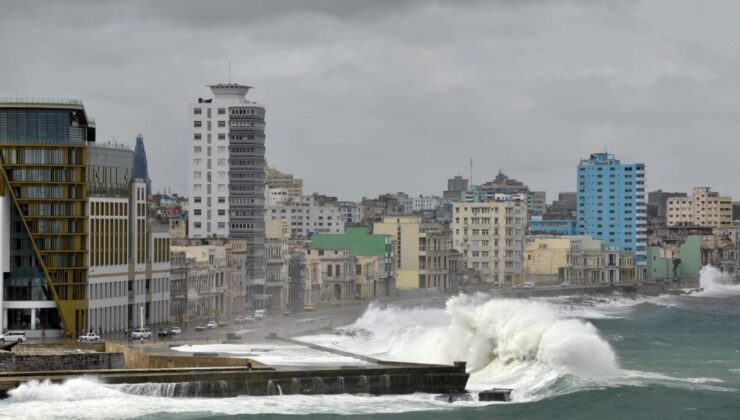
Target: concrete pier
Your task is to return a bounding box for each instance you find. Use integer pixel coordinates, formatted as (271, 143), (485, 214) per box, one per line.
(0, 341), (469, 398)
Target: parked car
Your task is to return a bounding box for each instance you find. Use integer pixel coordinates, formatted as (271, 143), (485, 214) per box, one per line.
(282, 310), (292, 317)
(254, 309), (266, 320)
(0, 331), (27, 342)
(234, 316), (246, 324)
(523, 282), (535, 289)
(157, 328), (171, 338)
(217, 320), (229, 327)
(195, 325), (207, 332)
(130, 328), (152, 339)
(170, 326), (182, 335)
(303, 305), (317, 312)
(206, 321), (218, 329)
(77, 332), (100, 342)
(243, 316), (256, 323)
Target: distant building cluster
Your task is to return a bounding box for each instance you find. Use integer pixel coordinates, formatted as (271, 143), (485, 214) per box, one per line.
(1, 85), (738, 338)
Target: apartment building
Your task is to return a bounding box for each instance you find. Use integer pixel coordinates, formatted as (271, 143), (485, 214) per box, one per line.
(667, 187), (733, 228)
(374, 215), (462, 291)
(265, 195), (345, 238)
(452, 201), (527, 287)
(187, 83), (266, 296)
(577, 153), (647, 278)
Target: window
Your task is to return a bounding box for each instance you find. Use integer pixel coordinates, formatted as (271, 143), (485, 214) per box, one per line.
(218, 209), (226, 216)
(194, 209), (202, 215)
(218, 222), (225, 228)
(217, 108), (225, 115)
(193, 146), (202, 153)
(218, 133), (226, 140)
(194, 121), (202, 127)
(218, 197), (225, 204)
(194, 197), (202, 203)
(217, 121), (226, 128)
(193, 171), (202, 179)
(218, 146), (226, 153)
(194, 222), (202, 228)
(194, 133), (201, 140)
(194, 108), (202, 115)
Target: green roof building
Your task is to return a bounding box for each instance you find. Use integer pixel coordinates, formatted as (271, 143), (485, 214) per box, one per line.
(311, 227), (391, 258)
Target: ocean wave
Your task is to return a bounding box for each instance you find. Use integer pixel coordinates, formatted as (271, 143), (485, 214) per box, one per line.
(697, 266), (740, 297)
(302, 295), (620, 402)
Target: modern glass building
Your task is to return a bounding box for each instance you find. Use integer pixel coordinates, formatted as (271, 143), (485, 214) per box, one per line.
(576, 153), (647, 275)
(0, 98), (95, 335)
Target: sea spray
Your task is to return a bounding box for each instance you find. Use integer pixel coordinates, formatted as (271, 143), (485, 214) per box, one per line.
(698, 265), (740, 296)
(302, 294), (619, 399)
(7, 377), (122, 402)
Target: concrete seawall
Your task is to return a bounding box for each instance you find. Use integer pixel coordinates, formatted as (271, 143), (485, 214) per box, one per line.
(0, 339), (469, 398)
(0, 363), (469, 398)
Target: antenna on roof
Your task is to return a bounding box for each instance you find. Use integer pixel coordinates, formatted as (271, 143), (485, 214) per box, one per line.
(469, 157), (473, 186)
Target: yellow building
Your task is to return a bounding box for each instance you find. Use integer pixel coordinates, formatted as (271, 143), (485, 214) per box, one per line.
(667, 187), (732, 228)
(452, 201), (527, 287)
(524, 237), (572, 285)
(374, 215), (424, 289)
(373, 215), (460, 290)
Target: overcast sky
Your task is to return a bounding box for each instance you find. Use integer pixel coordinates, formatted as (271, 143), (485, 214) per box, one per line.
(1, 0), (738, 202)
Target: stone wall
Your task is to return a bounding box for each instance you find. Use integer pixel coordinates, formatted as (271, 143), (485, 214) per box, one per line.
(104, 342), (268, 370)
(0, 352), (124, 372)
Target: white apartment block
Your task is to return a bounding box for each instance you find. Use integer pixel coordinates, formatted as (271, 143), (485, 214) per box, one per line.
(266, 195), (345, 238)
(452, 200), (527, 287)
(412, 195), (445, 212)
(667, 187), (733, 228)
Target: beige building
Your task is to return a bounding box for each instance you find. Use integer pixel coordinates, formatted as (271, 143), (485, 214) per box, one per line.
(667, 187), (732, 228)
(373, 215), (461, 291)
(305, 248), (354, 304)
(171, 240), (247, 322)
(524, 237), (572, 285)
(452, 201), (527, 287)
(524, 235), (630, 285)
(265, 167), (303, 204)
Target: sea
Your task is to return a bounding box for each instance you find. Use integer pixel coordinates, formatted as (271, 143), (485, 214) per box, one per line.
(2, 266), (740, 420)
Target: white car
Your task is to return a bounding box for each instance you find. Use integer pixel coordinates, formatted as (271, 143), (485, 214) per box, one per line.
(130, 328), (152, 339)
(78, 332), (100, 342)
(206, 321), (218, 329)
(170, 326), (182, 335)
(0, 331), (26, 342)
(254, 309), (266, 320)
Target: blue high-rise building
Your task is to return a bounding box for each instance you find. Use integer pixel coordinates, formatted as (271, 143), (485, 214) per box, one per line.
(577, 153), (647, 268)
(133, 133), (151, 194)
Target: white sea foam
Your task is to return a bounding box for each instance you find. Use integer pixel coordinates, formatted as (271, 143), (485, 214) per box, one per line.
(302, 295), (620, 401)
(697, 265), (740, 297)
(0, 377), (488, 419)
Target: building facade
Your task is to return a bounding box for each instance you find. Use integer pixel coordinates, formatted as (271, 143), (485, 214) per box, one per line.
(311, 227), (395, 298)
(187, 83), (266, 300)
(452, 201), (527, 287)
(266, 195), (345, 238)
(666, 187), (732, 228)
(577, 153), (647, 278)
(374, 215), (462, 291)
(0, 99), (170, 337)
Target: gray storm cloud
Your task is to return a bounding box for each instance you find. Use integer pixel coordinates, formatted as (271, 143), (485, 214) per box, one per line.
(1, 0), (738, 200)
